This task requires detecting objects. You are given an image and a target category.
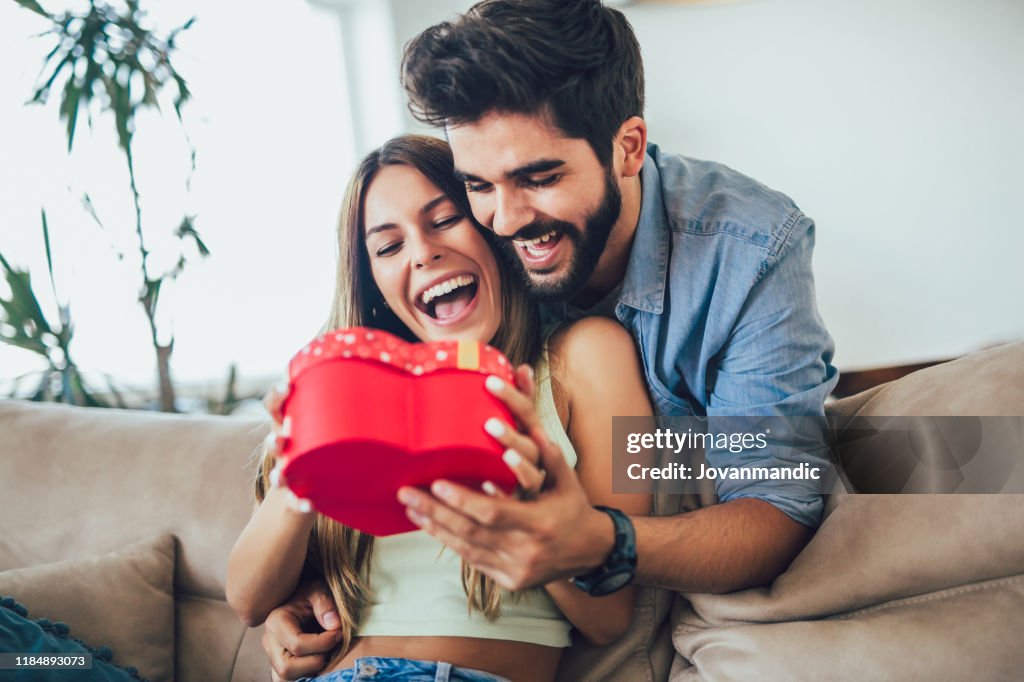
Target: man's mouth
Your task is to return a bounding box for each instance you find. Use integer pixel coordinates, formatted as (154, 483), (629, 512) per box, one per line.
(415, 273), (479, 322)
(514, 229), (564, 265)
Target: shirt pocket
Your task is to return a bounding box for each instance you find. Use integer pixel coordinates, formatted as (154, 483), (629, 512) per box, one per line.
(633, 318), (696, 417)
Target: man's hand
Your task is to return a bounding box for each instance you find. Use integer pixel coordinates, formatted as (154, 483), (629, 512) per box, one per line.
(396, 383), (616, 590)
(263, 578), (344, 681)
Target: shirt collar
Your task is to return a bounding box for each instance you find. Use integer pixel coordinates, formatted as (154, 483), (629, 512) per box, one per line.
(617, 146), (669, 315)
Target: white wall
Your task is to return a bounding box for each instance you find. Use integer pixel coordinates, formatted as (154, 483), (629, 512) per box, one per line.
(4, 0), (1021, 396)
(361, 0), (1024, 369)
(0, 0), (353, 396)
(625, 0), (1024, 369)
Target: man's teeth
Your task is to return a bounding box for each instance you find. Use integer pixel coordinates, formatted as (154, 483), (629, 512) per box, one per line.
(421, 274), (475, 306)
(516, 231), (557, 248)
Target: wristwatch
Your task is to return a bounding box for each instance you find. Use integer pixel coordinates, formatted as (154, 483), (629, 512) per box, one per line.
(571, 506), (637, 596)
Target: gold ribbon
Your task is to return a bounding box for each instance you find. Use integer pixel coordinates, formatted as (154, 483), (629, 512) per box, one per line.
(456, 341), (480, 370)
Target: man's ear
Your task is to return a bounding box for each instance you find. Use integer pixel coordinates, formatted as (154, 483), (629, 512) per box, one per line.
(614, 116), (647, 178)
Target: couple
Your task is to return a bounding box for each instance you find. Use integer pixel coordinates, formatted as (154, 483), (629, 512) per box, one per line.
(229, 1), (837, 680)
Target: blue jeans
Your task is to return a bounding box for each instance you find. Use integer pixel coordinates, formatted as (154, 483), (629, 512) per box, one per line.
(297, 656), (510, 682)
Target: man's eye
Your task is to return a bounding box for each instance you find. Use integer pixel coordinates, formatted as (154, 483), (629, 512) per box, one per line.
(525, 174), (560, 188)
(465, 181), (492, 193)
(434, 216), (462, 229)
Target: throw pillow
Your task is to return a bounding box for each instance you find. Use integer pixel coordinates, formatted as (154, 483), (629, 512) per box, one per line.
(0, 534), (175, 682)
(0, 595), (145, 681)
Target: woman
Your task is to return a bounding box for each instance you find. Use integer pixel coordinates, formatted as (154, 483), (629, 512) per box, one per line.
(227, 135), (652, 682)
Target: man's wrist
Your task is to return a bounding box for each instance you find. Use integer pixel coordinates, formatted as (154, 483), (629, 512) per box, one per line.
(576, 506), (617, 573)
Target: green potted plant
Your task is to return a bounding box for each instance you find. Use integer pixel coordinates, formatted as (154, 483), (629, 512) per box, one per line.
(9, 0), (207, 411)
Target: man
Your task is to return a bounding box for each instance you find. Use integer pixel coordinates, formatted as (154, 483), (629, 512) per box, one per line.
(263, 0), (837, 678)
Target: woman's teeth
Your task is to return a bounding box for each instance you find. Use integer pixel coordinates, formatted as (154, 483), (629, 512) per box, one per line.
(421, 274), (476, 306)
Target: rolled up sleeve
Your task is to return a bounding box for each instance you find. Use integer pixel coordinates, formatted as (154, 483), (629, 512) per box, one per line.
(705, 215), (839, 528)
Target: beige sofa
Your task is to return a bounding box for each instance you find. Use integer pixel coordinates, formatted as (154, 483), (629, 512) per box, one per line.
(1, 341), (1022, 682)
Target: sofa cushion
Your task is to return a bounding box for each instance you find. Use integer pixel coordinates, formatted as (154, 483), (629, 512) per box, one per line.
(0, 401), (266, 602)
(671, 573), (1024, 681)
(681, 495), (1024, 625)
(827, 341), (1024, 418)
(0, 534), (176, 682)
(0, 595), (146, 681)
(670, 342), (1024, 680)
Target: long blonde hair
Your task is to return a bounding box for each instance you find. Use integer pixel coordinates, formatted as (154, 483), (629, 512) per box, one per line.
(255, 135), (541, 658)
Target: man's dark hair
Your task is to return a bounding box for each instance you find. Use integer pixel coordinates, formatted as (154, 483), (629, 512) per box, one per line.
(401, 0), (644, 167)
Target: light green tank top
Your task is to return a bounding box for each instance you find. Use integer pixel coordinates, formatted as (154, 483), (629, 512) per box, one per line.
(358, 339), (577, 647)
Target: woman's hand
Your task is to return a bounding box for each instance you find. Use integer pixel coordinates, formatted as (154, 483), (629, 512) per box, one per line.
(480, 364), (549, 498)
(263, 381), (314, 514)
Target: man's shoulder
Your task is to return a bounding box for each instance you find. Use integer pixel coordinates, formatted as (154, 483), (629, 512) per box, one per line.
(648, 143), (807, 257)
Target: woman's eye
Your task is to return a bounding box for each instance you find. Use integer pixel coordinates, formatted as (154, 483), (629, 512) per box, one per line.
(433, 216), (462, 229)
(525, 174), (560, 188)
(376, 242), (401, 257)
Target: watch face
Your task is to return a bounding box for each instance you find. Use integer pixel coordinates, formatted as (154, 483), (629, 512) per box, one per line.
(595, 569), (634, 595)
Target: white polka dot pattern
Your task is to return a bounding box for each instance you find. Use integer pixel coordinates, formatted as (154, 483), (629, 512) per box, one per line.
(288, 327), (515, 383)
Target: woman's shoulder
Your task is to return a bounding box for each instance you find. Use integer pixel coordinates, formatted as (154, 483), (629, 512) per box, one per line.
(546, 317), (643, 406)
(547, 316), (637, 370)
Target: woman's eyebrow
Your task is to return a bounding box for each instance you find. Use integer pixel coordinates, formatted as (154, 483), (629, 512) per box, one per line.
(366, 195), (450, 236)
(366, 222), (397, 237)
(420, 194), (448, 214)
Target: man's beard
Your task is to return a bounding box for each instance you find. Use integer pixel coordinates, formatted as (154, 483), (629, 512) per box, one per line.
(493, 170), (622, 302)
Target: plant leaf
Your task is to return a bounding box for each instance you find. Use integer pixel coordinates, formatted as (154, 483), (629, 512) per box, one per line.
(175, 216), (210, 257)
(13, 0), (51, 19)
(40, 208), (60, 304)
(0, 251), (54, 352)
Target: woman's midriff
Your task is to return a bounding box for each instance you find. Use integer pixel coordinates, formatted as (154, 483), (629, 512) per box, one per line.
(323, 636), (562, 682)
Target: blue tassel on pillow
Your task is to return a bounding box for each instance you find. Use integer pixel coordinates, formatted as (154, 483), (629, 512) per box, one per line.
(1, 594), (150, 681)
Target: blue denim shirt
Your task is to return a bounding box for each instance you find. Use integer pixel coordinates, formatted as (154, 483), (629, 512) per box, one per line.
(547, 143), (838, 528)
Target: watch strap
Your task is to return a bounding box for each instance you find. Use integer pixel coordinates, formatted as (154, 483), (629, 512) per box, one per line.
(572, 506), (637, 596)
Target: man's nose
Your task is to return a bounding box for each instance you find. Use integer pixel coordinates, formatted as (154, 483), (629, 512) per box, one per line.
(491, 188), (533, 238)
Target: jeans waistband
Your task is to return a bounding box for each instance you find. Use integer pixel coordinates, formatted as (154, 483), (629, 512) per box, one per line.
(299, 656), (510, 682)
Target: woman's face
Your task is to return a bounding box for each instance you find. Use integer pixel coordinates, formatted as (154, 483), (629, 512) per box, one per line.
(363, 164), (503, 344)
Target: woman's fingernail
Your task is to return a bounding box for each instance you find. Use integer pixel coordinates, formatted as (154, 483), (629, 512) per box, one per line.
(432, 481), (453, 500)
(281, 416), (293, 438)
(484, 418), (506, 438)
(322, 611), (340, 629)
(485, 375), (505, 393)
(482, 480), (499, 496)
(503, 448), (522, 467)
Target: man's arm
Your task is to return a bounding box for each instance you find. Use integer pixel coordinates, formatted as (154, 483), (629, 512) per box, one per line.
(556, 497), (815, 594)
(400, 437), (811, 593)
(701, 214), (838, 528)
(634, 499), (812, 593)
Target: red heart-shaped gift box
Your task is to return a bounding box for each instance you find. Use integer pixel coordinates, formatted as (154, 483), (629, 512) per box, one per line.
(279, 327), (517, 536)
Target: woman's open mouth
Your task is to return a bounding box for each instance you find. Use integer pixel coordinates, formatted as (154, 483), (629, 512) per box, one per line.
(414, 273), (480, 326)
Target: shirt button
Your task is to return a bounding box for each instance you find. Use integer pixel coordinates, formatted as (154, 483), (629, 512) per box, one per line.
(358, 664), (378, 677)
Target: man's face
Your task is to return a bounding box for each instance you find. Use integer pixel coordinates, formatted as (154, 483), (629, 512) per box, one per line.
(447, 112), (622, 301)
